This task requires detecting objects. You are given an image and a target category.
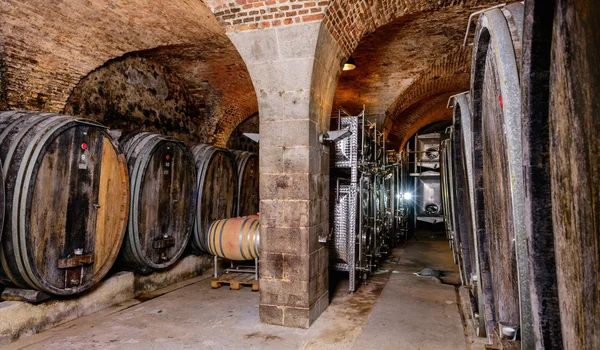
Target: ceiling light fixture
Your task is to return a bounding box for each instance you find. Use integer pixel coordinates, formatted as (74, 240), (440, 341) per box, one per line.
(343, 56), (356, 71)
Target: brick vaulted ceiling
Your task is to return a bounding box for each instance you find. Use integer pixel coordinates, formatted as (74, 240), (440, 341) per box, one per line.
(0, 0), (506, 147)
(330, 4), (502, 149)
(0, 0), (257, 145)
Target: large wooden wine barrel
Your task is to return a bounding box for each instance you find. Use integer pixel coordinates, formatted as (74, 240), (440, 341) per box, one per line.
(439, 134), (458, 263)
(546, 0), (600, 348)
(470, 3), (530, 345)
(450, 92), (486, 338)
(232, 150), (259, 216)
(519, 1), (564, 348)
(0, 111), (129, 296)
(191, 144), (237, 252)
(120, 132), (196, 270)
(206, 215), (259, 260)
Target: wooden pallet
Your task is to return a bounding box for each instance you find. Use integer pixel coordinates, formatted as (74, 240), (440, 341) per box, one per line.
(211, 272), (259, 291)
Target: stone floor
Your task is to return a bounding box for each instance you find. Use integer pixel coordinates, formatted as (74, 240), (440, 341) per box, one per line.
(5, 230), (478, 350)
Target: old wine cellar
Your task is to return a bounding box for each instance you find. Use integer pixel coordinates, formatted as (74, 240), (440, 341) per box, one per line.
(0, 1), (598, 349)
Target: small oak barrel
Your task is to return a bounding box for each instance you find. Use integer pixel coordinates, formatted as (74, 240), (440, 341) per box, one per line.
(191, 144), (237, 252)
(232, 150), (259, 216)
(207, 215), (259, 260)
(120, 132), (196, 269)
(0, 111), (129, 296)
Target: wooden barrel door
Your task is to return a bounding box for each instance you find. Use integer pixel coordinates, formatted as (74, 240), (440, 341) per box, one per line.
(191, 145), (237, 253)
(232, 151), (259, 216)
(120, 132), (196, 270)
(0, 111), (129, 296)
(470, 3), (530, 345)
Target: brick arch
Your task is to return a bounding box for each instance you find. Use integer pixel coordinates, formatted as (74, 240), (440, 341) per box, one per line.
(383, 47), (471, 147)
(391, 93), (455, 150)
(323, 0), (501, 57)
(386, 47), (471, 120)
(324, 3), (501, 144)
(0, 0), (257, 145)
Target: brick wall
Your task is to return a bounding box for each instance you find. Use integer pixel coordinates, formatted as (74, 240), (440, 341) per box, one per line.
(64, 55), (204, 143)
(205, 0), (329, 32)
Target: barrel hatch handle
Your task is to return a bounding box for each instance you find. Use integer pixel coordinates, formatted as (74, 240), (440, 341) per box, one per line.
(153, 235), (175, 250)
(57, 251), (94, 269)
(58, 250), (95, 288)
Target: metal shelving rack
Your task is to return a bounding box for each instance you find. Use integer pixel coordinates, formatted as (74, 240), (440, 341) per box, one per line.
(329, 107), (398, 292)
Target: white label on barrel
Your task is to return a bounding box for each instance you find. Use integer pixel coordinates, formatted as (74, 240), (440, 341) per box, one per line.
(164, 170), (170, 175)
(79, 163), (87, 169)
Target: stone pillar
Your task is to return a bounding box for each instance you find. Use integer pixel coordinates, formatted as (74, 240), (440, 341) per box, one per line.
(228, 21), (344, 328)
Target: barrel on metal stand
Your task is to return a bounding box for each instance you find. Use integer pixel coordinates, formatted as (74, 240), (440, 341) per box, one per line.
(206, 215), (259, 260)
(231, 150), (259, 216)
(0, 111), (129, 296)
(470, 2), (527, 345)
(119, 132), (196, 270)
(191, 144), (237, 253)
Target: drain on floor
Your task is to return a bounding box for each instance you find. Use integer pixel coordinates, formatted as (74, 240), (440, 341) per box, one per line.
(414, 268), (443, 278)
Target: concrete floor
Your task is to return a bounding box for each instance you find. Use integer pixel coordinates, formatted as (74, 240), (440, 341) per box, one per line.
(5, 230), (472, 350)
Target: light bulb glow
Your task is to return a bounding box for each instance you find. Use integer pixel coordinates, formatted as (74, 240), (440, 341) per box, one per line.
(402, 192), (413, 200)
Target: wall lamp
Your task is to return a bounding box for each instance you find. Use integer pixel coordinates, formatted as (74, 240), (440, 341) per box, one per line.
(343, 56), (356, 71)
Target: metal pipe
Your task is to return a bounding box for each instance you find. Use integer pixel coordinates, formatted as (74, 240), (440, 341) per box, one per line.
(214, 256), (218, 278)
(358, 174), (364, 268)
(255, 258), (258, 280)
(447, 91), (470, 109)
(463, 3), (507, 47)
